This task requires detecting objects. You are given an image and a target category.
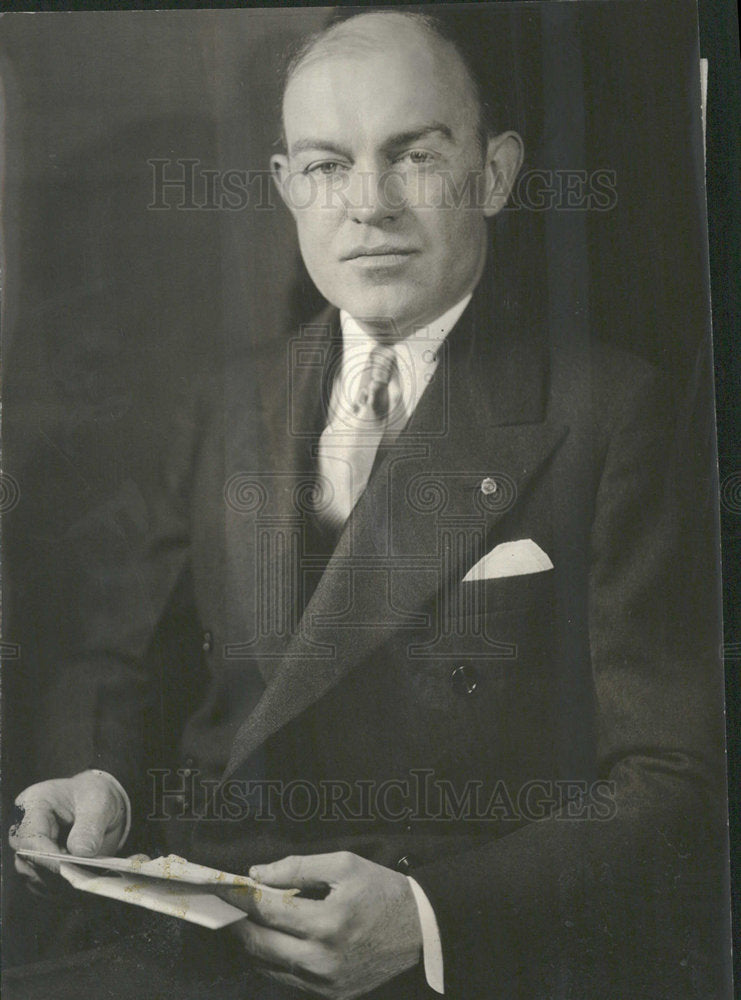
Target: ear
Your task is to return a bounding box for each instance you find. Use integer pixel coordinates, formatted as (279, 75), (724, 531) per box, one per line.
(270, 153), (296, 217)
(481, 131), (524, 218)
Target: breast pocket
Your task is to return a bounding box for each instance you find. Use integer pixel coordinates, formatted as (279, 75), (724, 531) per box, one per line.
(452, 567), (556, 619)
(427, 568), (557, 663)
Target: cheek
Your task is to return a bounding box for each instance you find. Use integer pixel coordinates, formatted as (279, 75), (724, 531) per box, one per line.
(294, 212), (334, 265)
(405, 168), (479, 210)
(294, 219), (345, 302)
(404, 174), (447, 219)
(288, 173), (349, 219)
(412, 206), (478, 265)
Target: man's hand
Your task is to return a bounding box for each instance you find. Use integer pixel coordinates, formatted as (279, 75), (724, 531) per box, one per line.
(219, 851), (423, 1000)
(9, 771), (128, 890)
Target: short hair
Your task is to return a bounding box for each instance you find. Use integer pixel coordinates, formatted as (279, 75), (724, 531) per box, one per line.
(278, 9), (495, 154)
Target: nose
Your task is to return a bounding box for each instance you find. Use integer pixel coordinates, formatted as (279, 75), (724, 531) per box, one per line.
(345, 166), (405, 225)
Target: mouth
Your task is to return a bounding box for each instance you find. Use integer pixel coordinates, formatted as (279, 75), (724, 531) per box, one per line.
(341, 247), (418, 267)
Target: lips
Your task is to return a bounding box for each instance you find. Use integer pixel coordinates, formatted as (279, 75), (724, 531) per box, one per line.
(341, 246), (417, 261)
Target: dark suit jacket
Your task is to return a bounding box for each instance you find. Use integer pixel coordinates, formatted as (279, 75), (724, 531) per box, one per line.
(39, 278), (728, 998)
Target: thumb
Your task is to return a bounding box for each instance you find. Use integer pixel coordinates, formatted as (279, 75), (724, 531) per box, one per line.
(250, 853), (340, 891)
(66, 774), (125, 857)
(66, 789), (114, 856)
(66, 812), (106, 857)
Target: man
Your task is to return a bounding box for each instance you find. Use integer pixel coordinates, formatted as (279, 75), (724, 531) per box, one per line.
(7, 10), (727, 1000)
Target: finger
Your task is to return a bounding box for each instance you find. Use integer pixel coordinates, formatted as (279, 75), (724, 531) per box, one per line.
(10, 830), (65, 874)
(11, 795), (62, 849)
(66, 785), (123, 856)
(15, 855), (68, 896)
(232, 918), (323, 978)
(15, 855), (50, 887)
(217, 882), (318, 937)
(9, 819), (58, 852)
(250, 852), (349, 891)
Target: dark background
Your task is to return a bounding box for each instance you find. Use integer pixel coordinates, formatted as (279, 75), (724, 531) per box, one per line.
(1, 0), (736, 982)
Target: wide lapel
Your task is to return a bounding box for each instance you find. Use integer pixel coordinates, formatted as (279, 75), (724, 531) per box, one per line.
(222, 306), (342, 676)
(224, 283), (569, 777)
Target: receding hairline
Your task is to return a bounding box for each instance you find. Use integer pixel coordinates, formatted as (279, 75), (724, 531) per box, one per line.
(280, 11), (490, 151)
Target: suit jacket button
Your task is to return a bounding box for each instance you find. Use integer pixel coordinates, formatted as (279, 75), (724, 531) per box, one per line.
(395, 855), (416, 873)
(450, 664), (478, 695)
(202, 631), (213, 653)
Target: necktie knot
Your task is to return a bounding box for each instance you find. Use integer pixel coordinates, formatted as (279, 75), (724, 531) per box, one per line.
(366, 344), (397, 385)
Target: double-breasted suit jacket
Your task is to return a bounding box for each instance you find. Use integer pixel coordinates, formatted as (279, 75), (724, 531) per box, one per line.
(41, 277), (726, 998)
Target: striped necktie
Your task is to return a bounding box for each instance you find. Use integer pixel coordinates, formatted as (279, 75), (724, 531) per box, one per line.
(317, 343), (404, 528)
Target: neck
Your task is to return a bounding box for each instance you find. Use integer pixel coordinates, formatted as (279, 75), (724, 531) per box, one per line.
(352, 287), (482, 345)
(343, 293), (475, 350)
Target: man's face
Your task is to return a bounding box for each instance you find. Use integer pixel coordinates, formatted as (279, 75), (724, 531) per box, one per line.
(272, 20), (520, 339)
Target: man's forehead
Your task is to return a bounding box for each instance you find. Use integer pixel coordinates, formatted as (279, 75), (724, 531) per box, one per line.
(282, 20), (478, 144)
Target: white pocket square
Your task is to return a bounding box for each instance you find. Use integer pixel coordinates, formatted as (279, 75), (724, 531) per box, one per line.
(462, 539), (553, 582)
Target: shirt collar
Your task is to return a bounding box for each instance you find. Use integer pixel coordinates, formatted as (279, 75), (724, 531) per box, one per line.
(338, 294), (472, 417)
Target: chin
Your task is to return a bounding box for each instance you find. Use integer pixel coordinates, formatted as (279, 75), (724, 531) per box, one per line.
(337, 287), (420, 334)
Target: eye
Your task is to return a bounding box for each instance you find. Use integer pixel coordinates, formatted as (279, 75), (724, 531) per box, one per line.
(396, 149), (436, 167)
(304, 160), (347, 176)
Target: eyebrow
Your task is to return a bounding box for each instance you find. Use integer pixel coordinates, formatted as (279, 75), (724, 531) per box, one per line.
(289, 123), (455, 159)
(385, 123), (454, 150)
(290, 138), (352, 158)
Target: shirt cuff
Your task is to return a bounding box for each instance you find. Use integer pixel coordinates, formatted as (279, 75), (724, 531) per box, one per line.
(90, 769), (132, 852)
(407, 876), (444, 994)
